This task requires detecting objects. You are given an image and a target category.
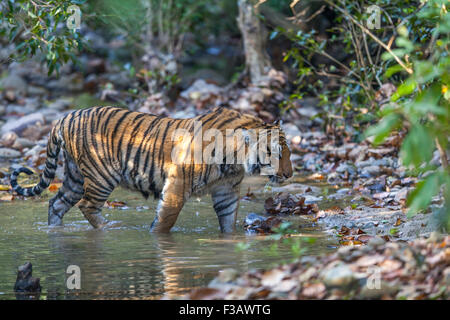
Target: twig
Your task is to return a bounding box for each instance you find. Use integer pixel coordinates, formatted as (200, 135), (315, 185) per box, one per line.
(324, 0), (413, 74)
(362, 31), (382, 87)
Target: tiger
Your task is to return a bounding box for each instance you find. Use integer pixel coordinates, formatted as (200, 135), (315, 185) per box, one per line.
(10, 106), (293, 233)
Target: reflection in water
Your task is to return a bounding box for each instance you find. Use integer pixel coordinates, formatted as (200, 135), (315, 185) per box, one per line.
(0, 177), (336, 299)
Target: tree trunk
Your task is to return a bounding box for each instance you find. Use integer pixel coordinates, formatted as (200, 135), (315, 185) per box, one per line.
(237, 0), (272, 85)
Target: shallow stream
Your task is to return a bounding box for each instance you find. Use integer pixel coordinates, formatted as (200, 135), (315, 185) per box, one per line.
(0, 175), (337, 299)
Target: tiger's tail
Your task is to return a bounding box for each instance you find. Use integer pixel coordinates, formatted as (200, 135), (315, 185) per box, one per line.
(10, 125), (61, 196)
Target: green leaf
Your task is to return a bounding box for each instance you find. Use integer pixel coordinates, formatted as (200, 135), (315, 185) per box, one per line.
(391, 79), (417, 101)
(414, 61), (439, 84)
(364, 113), (401, 145)
(384, 64), (404, 79)
(406, 172), (441, 216)
(400, 125), (435, 168)
(389, 228), (399, 235)
(407, 85), (446, 116)
(395, 37), (414, 52)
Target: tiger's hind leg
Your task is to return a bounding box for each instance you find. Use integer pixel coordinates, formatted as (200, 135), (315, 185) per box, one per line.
(48, 152), (84, 226)
(77, 181), (113, 229)
(211, 184), (240, 233)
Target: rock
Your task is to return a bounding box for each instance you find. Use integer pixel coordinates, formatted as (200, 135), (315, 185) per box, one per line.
(268, 183), (321, 194)
(393, 188), (409, 202)
(336, 163), (357, 176)
(302, 195), (323, 203)
(336, 188), (351, 194)
(367, 236), (386, 248)
(182, 69), (227, 86)
(427, 231), (443, 243)
(4, 89), (16, 102)
(321, 263), (356, 288)
(327, 172), (341, 184)
(359, 280), (398, 299)
(290, 153), (302, 162)
(348, 145), (368, 161)
(180, 79), (222, 101)
(23, 97), (41, 112)
(233, 96), (253, 111)
(249, 90), (265, 103)
(272, 279), (298, 292)
(297, 106), (319, 118)
(0, 147), (21, 158)
(245, 213), (267, 225)
(0, 131), (18, 147)
(173, 109), (197, 119)
(216, 268), (239, 283)
(337, 246), (353, 258)
(0, 73), (27, 95)
(46, 73), (83, 91)
(5, 104), (36, 115)
(13, 137), (36, 149)
(39, 108), (65, 123)
(282, 123), (302, 143)
(367, 148), (395, 158)
(261, 269), (285, 287)
(14, 262), (41, 299)
(47, 98), (72, 110)
(443, 267), (450, 286)
(27, 85), (48, 96)
(375, 83), (397, 104)
(361, 165), (381, 177)
(105, 71), (130, 88)
(0, 112), (45, 135)
(363, 222), (376, 229)
(373, 192), (391, 200)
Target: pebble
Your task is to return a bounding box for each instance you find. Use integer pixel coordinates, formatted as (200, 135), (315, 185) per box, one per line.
(47, 98), (72, 111)
(0, 74), (27, 95)
(361, 165), (381, 177)
(367, 236), (386, 248)
(321, 264), (356, 288)
(0, 147), (21, 158)
(0, 112), (45, 135)
(359, 280), (398, 299)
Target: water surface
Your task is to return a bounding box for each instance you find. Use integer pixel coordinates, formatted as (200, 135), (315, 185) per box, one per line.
(0, 176), (336, 299)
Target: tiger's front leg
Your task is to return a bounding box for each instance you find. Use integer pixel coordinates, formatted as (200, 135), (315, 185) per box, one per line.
(211, 184), (240, 233)
(150, 178), (187, 233)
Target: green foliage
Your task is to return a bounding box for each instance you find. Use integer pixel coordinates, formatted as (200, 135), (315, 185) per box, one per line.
(0, 0), (85, 75)
(277, 0), (438, 132)
(366, 0), (449, 229)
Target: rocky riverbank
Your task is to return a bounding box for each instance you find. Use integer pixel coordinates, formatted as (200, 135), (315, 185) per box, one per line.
(182, 233), (449, 300)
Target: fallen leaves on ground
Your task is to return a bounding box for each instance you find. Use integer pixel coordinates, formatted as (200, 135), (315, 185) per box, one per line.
(182, 234), (450, 300)
(48, 183), (61, 192)
(244, 213), (283, 234)
(264, 192), (318, 215)
(241, 188), (256, 201)
(104, 200), (129, 209)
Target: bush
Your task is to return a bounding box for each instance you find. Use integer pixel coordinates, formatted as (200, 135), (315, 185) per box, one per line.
(0, 0), (85, 75)
(365, 0), (449, 229)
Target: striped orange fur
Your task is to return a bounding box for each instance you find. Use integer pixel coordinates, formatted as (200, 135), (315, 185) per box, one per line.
(10, 106), (292, 232)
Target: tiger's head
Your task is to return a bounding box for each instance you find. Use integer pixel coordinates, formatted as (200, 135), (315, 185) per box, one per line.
(242, 120), (293, 183)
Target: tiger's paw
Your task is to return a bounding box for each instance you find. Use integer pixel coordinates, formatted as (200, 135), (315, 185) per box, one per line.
(48, 214), (63, 226)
